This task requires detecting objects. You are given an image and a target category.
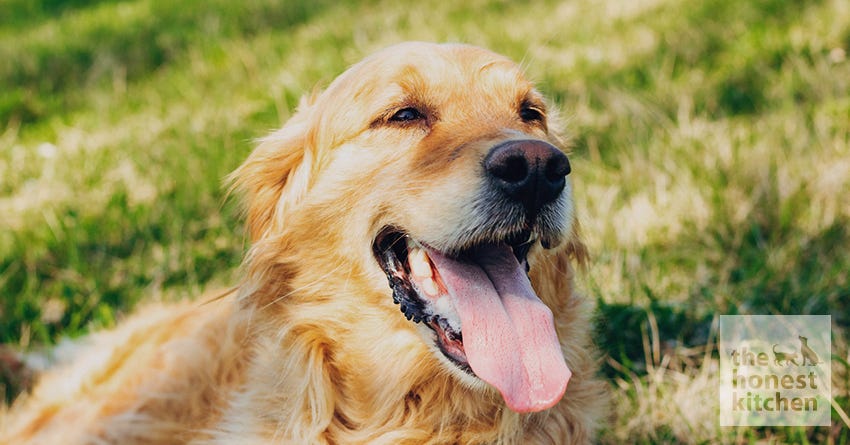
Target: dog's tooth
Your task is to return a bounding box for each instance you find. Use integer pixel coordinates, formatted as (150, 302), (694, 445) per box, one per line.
(421, 277), (440, 297)
(409, 248), (433, 278)
(435, 296), (462, 331)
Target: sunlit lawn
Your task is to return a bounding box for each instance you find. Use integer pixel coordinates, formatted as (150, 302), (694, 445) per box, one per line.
(2, 0), (849, 442)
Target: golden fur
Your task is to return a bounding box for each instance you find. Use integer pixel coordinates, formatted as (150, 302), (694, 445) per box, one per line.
(1, 42), (607, 445)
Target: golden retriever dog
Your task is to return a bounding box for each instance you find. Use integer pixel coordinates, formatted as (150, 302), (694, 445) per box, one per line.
(1, 42), (607, 444)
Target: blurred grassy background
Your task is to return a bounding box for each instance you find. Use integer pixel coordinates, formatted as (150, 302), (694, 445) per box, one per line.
(1, 0), (848, 442)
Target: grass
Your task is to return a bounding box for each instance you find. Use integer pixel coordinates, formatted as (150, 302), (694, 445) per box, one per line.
(1, 0), (849, 441)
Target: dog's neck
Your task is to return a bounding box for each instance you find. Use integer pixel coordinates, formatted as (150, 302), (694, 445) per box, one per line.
(228, 295), (570, 444)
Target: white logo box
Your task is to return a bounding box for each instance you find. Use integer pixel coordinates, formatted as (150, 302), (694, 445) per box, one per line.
(719, 315), (831, 426)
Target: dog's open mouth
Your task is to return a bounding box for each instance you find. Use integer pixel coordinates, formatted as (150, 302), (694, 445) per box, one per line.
(373, 227), (571, 413)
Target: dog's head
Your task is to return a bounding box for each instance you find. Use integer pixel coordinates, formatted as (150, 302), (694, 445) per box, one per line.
(232, 42), (586, 414)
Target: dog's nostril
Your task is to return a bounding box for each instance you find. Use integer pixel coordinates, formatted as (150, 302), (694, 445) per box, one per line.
(545, 154), (571, 182)
(490, 155), (529, 183)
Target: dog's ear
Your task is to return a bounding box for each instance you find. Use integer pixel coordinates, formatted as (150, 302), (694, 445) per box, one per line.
(228, 97), (319, 241)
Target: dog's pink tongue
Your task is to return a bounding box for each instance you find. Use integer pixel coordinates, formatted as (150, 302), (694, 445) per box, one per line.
(427, 245), (570, 413)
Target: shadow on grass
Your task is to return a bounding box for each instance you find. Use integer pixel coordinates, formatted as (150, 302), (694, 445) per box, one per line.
(554, 0), (831, 168)
(0, 190), (244, 346)
(0, 0), (120, 29)
(0, 0), (341, 125)
(595, 216), (850, 378)
(594, 209), (850, 442)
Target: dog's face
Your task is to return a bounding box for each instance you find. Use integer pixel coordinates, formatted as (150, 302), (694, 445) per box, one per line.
(234, 42), (582, 414)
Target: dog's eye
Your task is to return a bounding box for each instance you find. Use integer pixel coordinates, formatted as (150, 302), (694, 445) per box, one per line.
(389, 107), (426, 123)
(519, 103), (544, 123)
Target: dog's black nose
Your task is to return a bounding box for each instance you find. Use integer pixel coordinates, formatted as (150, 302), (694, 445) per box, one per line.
(484, 140), (570, 217)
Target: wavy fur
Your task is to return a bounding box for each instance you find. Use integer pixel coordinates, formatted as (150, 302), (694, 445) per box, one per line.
(1, 42), (606, 445)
